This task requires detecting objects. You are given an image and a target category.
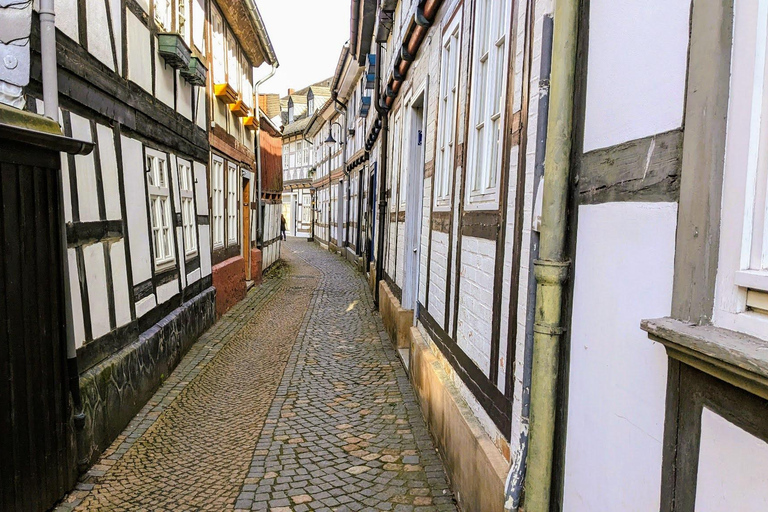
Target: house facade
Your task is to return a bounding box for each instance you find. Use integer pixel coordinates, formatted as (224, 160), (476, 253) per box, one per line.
(206, 0), (278, 317)
(338, 0), (768, 511)
(280, 81), (331, 238)
(0, 0), (276, 507)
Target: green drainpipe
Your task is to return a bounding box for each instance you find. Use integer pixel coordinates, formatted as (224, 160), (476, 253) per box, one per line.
(524, 0), (580, 511)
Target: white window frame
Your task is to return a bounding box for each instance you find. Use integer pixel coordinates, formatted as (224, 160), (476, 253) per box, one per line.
(714, 0), (768, 338)
(227, 162), (239, 245)
(177, 0), (190, 43)
(154, 0), (172, 32)
(435, 14), (462, 209)
(227, 30), (240, 92)
(211, 7), (225, 85)
(390, 110), (402, 212)
(146, 149), (176, 270)
(211, 156), (225, 248)
(465, 0), (512, 207)
(178, 158), (197, 258)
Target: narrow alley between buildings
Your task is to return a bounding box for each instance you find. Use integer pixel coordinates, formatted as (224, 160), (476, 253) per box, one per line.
(56, 240), (456, 512)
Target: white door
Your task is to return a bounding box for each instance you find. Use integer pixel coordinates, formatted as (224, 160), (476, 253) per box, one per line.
(402, 95), (426, 311)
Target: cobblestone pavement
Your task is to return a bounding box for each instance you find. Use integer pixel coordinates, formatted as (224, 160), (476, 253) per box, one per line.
(57, 240), (456, 511)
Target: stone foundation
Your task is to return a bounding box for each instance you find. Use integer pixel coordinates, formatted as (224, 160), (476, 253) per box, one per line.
(212, 255), (246, 318)
(251, 248), (263, 286)
(377, 280), (508, 512)
(378, 280), (413, 349)
(78, 287), (216, 467)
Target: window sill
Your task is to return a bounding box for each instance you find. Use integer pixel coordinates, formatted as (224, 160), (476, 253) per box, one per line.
(641, 317), (768, 401)
(154, 261), (176, 274)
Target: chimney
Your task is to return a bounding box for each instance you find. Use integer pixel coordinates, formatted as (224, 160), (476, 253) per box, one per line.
(288, 88), (295, 95)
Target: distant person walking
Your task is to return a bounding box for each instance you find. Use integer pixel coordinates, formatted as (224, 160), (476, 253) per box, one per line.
(280, 214), (287, 241)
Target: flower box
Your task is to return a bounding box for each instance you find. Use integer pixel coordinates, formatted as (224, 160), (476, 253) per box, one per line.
(157, 33), (191, 70)
(229, 99), (251, 118)
(214, 83), (238, 104)
(180, 57), (207, 86)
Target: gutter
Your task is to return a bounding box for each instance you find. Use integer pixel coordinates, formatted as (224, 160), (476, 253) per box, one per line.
(245, 0), (278, 67)
(524, 0), (581, 511)
(373, 40), (389, 306)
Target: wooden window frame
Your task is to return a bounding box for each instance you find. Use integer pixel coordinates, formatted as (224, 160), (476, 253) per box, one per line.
(227, 162), (239, 246)
(178, 157), (197, 259)
(435, 13), (462, 210)
(211, 156), (225, 248)
(465, 0), (513, 208)
(146, 149), (176, 270)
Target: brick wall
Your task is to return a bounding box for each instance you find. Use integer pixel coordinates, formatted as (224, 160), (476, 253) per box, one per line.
(212, 255), (246, 318)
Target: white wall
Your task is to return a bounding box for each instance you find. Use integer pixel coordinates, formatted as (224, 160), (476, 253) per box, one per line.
(583, 0), (690, 152)
(696, 408), (768, 511)
(563, 201), (677, 512)
(127, 11), (152, 93)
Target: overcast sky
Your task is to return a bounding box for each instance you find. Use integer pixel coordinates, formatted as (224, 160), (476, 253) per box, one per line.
(256, 0), (351, 97)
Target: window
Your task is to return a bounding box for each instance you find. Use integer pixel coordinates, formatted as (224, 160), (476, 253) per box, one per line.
(436, 17), (461, 206)
(390, 112), (402, 209)
(178, 159), (197, 257)
(227, 163), (239, 244)
(211, 8), (225, 84)
(146, 149), (175, 269)
(177, 0), (189, 42)
(466, 0), (512, 201)
(154, 0), (172, 31)
(714, 1), (768, 337)
(211, 157), (225, 247)
(227, 30), (239, 89)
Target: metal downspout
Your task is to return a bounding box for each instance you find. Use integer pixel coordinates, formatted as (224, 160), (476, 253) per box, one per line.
(40, 0), (88, 468)
(524, 0), (580, 510)
(505, 10), (554, 511)
(373, 42), (389, 306)
(254, 64), (278, 245)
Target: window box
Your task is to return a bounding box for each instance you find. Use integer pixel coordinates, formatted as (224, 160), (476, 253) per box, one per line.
(157, 33), (192, 70)
(359, 96), (371, 118)
(365, 54), (376, 90)
(244, 116), (257, 130)
(180, 56), (207, 86)
(229, 99), (251, 118)
(214, 83), (238, 104)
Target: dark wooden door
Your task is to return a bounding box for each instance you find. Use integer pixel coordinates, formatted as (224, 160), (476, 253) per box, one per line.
(0, 140), (77, 512)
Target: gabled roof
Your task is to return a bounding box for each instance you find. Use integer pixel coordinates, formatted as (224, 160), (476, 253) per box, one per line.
(214, 0), (278, 67)
(282, 117), (313, 138)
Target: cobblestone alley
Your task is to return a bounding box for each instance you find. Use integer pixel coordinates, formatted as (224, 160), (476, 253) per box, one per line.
(56, 240), (456, 512)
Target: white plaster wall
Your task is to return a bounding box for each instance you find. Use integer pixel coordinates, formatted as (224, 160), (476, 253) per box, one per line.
(127, 11), (152, 93)
(395, 222), (405, 288)
(110, 240), (132, 327)
(419, 177), (431, 306)
(121, 136), (152, 285)
(54, 0), (79, 43)
(456, 236), (495, 375)
(696, 408), (768, 511)
(86, 0), (115, 71)
(195, 88), (207, 130)
(96, 123), (122, 220)
(177, 76), (193, 121)
(60, 154), (73, 223)
(583, 0), (690, 152)
(156, 280), (179, 304)
(68, 248), (86, 349)
(199, 226), (212, 278)
(192, 0), (205, 55)
(136, 294), (156, 318)
(155, 38), (175, 108)
(70, 113), (100, 222)
(563, 202), (677, 512)
(84, 243), (111, 339)
(108, 0), (122, 75)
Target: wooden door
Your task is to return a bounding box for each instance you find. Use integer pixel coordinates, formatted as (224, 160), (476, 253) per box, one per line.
(242, 178), (251, 281)
(0, 139), (77, 511)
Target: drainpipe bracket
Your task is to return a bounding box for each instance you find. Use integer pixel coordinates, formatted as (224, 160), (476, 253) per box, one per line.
(533, 322), (565, 336)
(533, 258), (569, 285)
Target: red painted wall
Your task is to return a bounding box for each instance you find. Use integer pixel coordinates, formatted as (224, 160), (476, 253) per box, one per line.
(260, 120), (283, 194)
(211, 255), (246, 318)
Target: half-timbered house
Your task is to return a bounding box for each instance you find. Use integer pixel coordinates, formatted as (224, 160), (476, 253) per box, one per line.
(206, 0), (277, 317)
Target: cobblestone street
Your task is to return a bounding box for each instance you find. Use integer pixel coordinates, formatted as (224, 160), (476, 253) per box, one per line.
(57, 240), (456, 511)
